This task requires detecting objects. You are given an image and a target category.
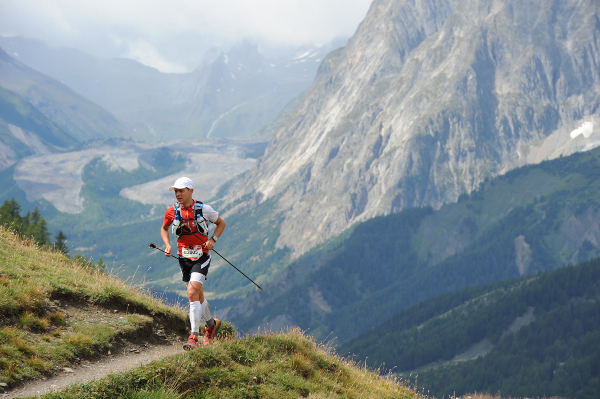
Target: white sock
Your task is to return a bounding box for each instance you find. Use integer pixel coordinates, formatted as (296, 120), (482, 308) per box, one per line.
(189, 301), (201, 334)
(201, 299), (214, 327)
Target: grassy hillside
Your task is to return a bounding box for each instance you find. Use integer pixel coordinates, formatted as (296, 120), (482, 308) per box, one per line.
(226, 145), (600, 343)
(341, 257), (600, 399)
(0, 224), (189, 388)
(41, 328), (418, 399)
(0, 224), (419, 399)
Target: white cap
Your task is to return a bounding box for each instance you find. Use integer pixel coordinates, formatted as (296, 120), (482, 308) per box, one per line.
(169, 177), (194, 191)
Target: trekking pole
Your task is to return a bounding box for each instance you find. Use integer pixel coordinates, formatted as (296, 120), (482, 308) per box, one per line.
(181, 226), (263, 290)
(148, 243), (182, 259)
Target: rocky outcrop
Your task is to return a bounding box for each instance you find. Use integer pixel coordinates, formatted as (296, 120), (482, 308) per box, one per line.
(226, 0), (600, 257)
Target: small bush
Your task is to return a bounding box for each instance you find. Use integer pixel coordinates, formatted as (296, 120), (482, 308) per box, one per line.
(19, 311), (50, 332)
(48, 311), (66, 326)
(64, 333), (97, 356)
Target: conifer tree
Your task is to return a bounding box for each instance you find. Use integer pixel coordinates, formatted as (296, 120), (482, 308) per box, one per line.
(54, 230), (68, 254)
(23, 207), (51, 245)
(0, 199), (54, 247)
(0, 198), (23, 229)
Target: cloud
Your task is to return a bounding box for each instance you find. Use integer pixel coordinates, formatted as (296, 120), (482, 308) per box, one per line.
(0, 0), (372, 72)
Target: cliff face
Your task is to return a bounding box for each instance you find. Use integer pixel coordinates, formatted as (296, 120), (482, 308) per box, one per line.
(225, 0), (600, 256)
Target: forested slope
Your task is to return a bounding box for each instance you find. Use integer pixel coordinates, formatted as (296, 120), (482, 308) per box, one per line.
(341, 257), (600, 399)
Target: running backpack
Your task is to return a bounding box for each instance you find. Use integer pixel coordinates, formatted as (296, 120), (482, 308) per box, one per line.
(172, 201), (209, 237)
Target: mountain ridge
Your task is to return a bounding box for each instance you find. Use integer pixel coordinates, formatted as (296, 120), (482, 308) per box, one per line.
(0, 36), (344, 141)
(0, 48), (128, 143)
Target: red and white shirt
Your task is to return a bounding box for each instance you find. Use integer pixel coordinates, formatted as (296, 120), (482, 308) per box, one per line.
(163, 201), (219, 257)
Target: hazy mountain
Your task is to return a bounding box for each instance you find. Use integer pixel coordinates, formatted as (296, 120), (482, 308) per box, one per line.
(0, 48), (128, 144)
(0, 36), (344, 140)
(224, 145), (600, 343)
(0, 86), (74, 169)
(223, 0), (600, 258)
(0, 48), (129, 169)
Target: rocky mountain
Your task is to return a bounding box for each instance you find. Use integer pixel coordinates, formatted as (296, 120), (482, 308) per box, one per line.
(225, 145), (600, 343)
(0, 36), (344, 140)
(0, 48), (128, 148)
(224, 0), (600, 258)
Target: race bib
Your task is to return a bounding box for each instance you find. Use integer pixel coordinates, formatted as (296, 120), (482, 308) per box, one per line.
(181, 245), (203, 260)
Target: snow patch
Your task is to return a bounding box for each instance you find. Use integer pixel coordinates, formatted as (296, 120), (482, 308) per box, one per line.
(294, 50), (313, 60)
(514, 235), (532, 276)
(570, 121), (593, 139)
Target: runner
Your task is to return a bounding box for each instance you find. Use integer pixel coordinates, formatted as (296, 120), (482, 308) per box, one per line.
(160, 177), (226, 350)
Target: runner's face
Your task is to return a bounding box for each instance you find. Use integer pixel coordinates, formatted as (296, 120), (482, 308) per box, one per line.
(174, 188), (193, 205)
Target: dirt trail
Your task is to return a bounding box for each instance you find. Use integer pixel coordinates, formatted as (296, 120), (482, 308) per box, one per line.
(2, 296), (189, 399)
(4, 339), (185, 398)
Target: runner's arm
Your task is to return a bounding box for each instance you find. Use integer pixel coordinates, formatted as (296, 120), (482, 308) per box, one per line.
(160, 224), (172, 257)
(204, 217), (225, 250)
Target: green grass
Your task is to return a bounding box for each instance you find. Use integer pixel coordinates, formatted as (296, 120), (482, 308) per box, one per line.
(42, 328), (416, 399)
(0, 223), (418, 399)
(0, 225), (186, 316)
(0, 225), (187, 388)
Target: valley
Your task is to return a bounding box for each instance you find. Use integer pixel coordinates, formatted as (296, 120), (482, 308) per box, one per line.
(13, 138), (263, 214)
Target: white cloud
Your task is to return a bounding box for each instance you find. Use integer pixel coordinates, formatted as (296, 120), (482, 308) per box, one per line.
(0, 0), (372, 72)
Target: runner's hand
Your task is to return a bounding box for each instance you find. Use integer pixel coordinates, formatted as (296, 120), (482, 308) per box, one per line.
(165, 244), (172, 257)
(203, 239), (215, 251)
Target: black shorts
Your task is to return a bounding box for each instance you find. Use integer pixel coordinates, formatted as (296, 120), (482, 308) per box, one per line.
(178, 253), (211, 283)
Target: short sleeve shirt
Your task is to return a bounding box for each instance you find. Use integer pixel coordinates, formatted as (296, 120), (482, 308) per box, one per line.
(163, 200), (219, 255)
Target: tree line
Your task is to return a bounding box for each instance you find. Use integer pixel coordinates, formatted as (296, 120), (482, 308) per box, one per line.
(0, 198), (68, 253)
(0, 198), (106, 272)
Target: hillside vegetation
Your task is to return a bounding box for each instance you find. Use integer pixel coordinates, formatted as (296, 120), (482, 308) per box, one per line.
(41, 328), (417, 399)
(342, 257), (600, 399)
(227, 145), (600, 343)
(0, 224), (419, 398)
(0, 224), (190, 388)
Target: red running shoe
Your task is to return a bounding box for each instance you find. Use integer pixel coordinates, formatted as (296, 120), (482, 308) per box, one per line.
(203, 319), (221, 346)
(183, 334), (199, 351)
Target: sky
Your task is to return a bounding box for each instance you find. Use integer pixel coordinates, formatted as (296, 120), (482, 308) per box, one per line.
(0, 0), (373, 73)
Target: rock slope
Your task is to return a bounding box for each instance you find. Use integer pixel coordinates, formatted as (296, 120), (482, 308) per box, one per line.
(226, 0), (600, 257)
